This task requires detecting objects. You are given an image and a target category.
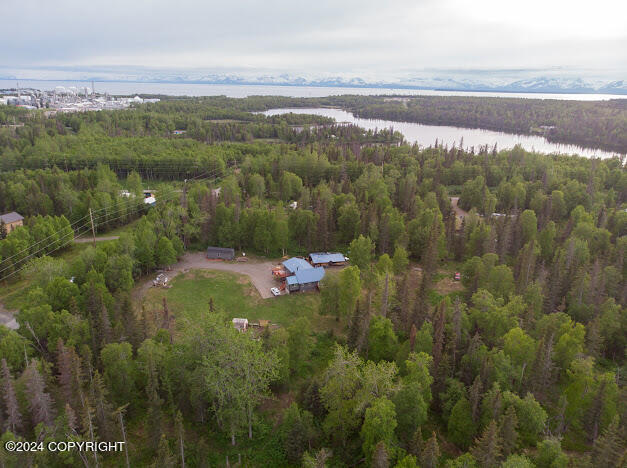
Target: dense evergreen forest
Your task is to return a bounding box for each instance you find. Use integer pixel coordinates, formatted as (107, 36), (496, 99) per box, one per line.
(0, 98), (625, 467)
(140, 94), (627, 154)
(328, 96), (627, 154)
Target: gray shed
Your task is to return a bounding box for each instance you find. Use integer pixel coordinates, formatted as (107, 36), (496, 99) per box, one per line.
(206, 247), (235, 260)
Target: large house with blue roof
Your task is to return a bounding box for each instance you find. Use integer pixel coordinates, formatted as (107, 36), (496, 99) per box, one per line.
(285, 266), (326, 292)
(272, 252), (347, 293)
(273, 256), (326, 292)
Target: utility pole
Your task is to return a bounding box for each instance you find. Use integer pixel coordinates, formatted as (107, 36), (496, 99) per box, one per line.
(89, 208), (96, 246)
(115, 405), (131, 468)
(181, 179), (188, 248)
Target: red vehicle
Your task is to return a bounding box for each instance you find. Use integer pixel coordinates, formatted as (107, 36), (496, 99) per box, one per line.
(454, 272), (461, 281)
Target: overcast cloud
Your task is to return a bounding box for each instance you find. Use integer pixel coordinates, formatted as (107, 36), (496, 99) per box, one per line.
(1, 0), (625, 79)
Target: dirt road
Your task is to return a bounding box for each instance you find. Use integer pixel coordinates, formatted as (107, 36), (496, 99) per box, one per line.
(450, 197), (469, 218)
(133, 252), (278, 302)
(74, 236), (120, 243)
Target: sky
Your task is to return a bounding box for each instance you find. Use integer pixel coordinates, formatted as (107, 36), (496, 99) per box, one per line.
(1, 0), (626, 81)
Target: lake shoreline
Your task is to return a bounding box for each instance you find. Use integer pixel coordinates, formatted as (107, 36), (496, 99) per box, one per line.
(262, 107), (623, 159)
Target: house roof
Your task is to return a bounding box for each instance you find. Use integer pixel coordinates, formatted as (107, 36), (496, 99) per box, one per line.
(309, 252), (346, 264)
(290, 266), (325, 285)
(207, 247), (235, 253)
(282, 257), (313, 274)
(0, 212), (23, 224)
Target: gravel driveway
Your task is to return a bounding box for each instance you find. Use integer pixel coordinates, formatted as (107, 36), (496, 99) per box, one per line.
(133, 252), (279, 301)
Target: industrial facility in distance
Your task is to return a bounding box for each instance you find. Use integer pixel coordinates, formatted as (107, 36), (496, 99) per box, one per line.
(0, 83), (159, 113)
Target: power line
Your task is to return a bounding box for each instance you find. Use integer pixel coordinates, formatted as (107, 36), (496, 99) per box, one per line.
(0, 169), (225, 280)
(0, 225), (93, 283)
(0, 221), (91, 276)
(0, 213), (93, 265)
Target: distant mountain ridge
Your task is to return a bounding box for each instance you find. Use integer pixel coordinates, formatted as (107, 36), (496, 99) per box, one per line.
(1, 69), (625, 95)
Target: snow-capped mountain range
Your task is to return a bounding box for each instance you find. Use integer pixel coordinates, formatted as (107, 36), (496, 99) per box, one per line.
(1, 67), (625, 95)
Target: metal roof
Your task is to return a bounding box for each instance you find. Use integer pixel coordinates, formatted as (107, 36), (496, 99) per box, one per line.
(293, 267), (325, 285)
(282, 257), (313, 274)
(207, 247), (235, 253)
(309, 252), (346, 264)
(0, 212), (23, 224)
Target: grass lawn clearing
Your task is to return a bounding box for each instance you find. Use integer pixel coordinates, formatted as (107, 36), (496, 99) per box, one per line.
(141, 269), (334, 333)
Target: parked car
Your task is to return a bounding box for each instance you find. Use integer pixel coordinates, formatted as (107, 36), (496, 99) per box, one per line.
(270, 287), (281, 296)
(454, 272), (461, 281)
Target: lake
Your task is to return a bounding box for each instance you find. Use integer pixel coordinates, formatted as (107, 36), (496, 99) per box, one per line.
(262, 108), (622, 159)
(0, 79), (624, 101)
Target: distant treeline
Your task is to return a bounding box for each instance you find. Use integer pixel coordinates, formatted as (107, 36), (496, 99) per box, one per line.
(131, 95), (627, 153)
(335, 95), (627, 154)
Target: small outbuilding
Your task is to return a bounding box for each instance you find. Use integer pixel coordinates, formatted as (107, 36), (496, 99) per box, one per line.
(232, 318), (248, 332)
(308, 252), (347, 267)
(0, 212), (24, 233)
(206, 247), (235, 260)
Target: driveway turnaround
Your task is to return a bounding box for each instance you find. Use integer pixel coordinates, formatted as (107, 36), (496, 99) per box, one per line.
(134, 252), (279, 301)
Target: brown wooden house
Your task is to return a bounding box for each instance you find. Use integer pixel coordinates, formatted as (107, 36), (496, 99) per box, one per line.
(0, 212), (24, 233)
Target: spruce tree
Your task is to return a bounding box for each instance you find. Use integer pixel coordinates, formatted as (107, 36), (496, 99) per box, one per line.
(1, 358), (22, 434)
(174, 410), (186, 468)
(99, 303), (113, 349)
(423, 212), (441, 278)
(372, 441), (389, 468)
(471, 419), (502, 468)
(409, 427), (424, 457)
(81, 397), (99, 468)
(90, 370), (113, 441)
(302, 380), (325, 420)
(398, 272), (412, 333)
(499, 405), (518, 457)
(420, 431), (440, 468)
(56, 339), (78, 409)
(347, 299), (363, 350)
(432, 300), (446, 372)
(154, 433), (176, 468)
(531, 333), (554, 402)
(146, 366), (164, 450)
(412, 275), (430, 329)
(469, 375), (482, 423)
(448, 396), (475, 450)
(380, 272), (390, 317)
(517, 240), (538, 293)
(409, 323), (418, 353)
(24, 361), (55, 427)
(585, 317), (603, 359)
(587, 380), (606, 442)
(592, 416), (624, 467)
(65, 403), (78, 433)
